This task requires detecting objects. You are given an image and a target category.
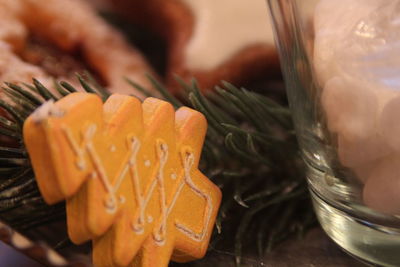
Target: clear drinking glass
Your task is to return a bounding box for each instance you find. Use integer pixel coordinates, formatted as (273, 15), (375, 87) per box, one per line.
(267, 0), (400, 266)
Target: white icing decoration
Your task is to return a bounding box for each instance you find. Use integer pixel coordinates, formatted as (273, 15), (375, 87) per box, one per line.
(182, 0), (275, 70)
(153, 142), (169, 245)
(144, 159), (151, 167)
(90, 172), (97, 179)
(132, 224), (144, 235)
(126, 137), (146, 234)
(63, 124), (117, 214)
(172, 151), (214, 242)
(61, 126), (215, 244)
(62, 126), (86, 170)
(75, 160), (85, 170)
(128, 142), (214, 245)
(109, 145), (116, 152)
(88, 142), (117, 215)
(31, 100), (65, 123)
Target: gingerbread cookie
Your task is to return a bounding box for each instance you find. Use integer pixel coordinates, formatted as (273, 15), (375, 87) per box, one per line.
(110, 0), (279, 92)
(23, 93), (222, 267)
(0, 0), (156, 98)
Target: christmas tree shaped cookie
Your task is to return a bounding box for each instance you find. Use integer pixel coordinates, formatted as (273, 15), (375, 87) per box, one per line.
(23, 93), (222, 267)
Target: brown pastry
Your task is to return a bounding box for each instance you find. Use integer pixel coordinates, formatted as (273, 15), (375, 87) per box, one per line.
(110, 0), (279, 93)
(0, 0), (157, 98)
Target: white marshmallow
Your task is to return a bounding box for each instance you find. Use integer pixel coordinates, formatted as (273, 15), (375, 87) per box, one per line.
(352, 161), (379, 184)
(338, 134), (391, 169)
(313, 0), (383, 86)
(363, 155), (400, 215)
(321, 76), (378, 141)
(314, 0), (400, 212)
(379, 94), (400, 151)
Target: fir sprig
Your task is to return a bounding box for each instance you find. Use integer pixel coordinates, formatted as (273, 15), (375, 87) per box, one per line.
(0, 76), (315, 266)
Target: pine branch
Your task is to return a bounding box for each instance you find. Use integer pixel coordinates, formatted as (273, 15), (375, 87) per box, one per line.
(0, 76), (315, 266)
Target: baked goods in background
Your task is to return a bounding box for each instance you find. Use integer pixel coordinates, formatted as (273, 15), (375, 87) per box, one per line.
(0, 0), (157, 98)
(110, 0), (279, 93)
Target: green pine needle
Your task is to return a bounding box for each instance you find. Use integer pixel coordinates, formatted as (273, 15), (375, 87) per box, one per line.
(0, 76), (315, 266)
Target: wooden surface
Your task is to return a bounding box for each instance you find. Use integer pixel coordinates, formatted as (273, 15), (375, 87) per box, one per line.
(185, 228), (366, 267)
(0, 227), (366, 267)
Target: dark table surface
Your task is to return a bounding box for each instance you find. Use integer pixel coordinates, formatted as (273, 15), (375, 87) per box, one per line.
(0, 227), (366, 267)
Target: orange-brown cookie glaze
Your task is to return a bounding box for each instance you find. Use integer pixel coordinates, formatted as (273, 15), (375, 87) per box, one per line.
(23, 93), (221, 267)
